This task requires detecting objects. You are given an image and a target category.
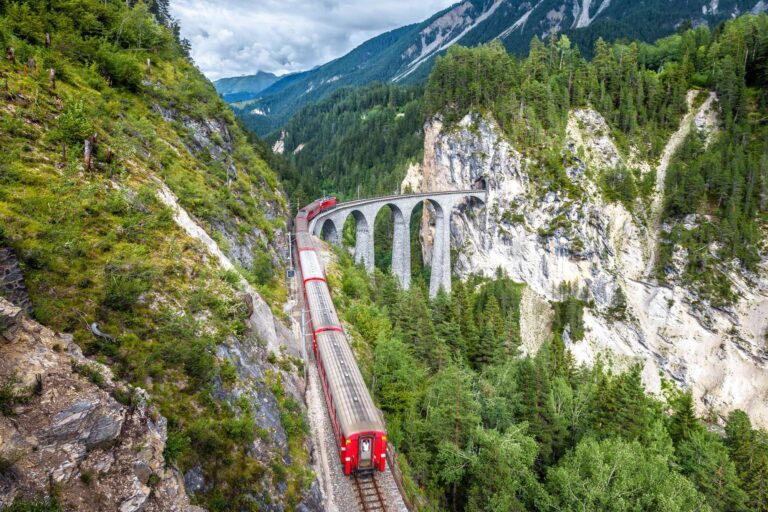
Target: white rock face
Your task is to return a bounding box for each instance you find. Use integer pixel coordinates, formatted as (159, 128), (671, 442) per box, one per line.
(410, 102), (768, 427)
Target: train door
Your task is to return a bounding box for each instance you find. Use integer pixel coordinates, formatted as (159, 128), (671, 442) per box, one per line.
(358, 435), (374, 470)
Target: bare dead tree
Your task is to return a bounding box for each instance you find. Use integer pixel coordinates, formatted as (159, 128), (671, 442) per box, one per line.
(84, 134), (97, 170)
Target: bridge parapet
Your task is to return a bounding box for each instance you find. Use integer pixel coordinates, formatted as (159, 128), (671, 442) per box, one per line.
(309, 190), (487, 297)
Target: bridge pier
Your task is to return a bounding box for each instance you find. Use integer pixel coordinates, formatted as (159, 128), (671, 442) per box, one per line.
(390, 206), (411, 290)
(309, 191), (486, 298)
(352, 210), (375, 273)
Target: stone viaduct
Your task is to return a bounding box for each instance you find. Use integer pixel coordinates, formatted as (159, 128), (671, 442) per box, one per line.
(309, 191), (486, 297)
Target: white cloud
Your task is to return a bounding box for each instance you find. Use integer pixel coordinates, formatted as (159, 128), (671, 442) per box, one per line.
(170, 0), (457, 80)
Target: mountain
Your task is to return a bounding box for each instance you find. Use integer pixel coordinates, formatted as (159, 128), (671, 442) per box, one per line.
(237, 0), (768, 135)
(318, 14), (768, 512)
(213, 70), (282, 103)
(0, 1), (320, 510)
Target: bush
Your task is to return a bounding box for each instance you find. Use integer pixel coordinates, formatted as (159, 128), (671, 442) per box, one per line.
(51, 101), (93, 146)
(251, 252), (273, 285)
(0, 374), (28, 415)
(96, 44), (142, 91)
(163, 430), (191, 466)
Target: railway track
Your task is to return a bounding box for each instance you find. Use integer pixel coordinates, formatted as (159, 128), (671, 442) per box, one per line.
(354, 472), (387, 511)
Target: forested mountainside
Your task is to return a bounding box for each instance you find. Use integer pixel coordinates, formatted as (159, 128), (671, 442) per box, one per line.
(0, 1), (318, 511)
(213, 71), (282, 104)
(272, 83), (424, 206)
(301, 13), (768, 512)
(233, 0), (767, 135)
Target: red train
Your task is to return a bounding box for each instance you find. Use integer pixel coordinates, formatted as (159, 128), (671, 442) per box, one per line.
(294, 197), (387, 475)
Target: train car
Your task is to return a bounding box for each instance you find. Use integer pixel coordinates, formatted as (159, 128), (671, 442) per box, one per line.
(295, 197), (387, 475)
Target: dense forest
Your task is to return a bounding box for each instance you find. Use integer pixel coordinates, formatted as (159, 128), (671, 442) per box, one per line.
(330, 251), (768, 512)
(272, 82), (424, 207)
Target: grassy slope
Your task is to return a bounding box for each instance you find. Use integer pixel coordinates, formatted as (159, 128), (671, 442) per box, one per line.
(0, 3), (308, 509)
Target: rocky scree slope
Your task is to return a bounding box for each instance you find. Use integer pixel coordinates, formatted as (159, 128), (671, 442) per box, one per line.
(407, 98), (768, 427)
(0, 2), (318, 509)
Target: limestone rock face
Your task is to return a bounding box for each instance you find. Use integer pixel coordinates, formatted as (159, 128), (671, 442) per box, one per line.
(0, 247), (33, 315)
(412, 103), (768, 428)
(0, 298), (199, 511)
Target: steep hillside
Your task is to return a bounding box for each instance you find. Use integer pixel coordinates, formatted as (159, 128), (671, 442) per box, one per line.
(272, 82), (424, 204)
(410, 15), (768, 425)
(300, 14), (768, 511)
(213, 71), (282, 103)
(235, 0), (767, 135)
(0, 1), (317, 510)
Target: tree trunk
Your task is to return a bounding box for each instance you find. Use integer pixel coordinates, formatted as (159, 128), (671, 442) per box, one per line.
(45, 33), (51, 48)
(48, 68), (56, 89)
(6, 47), (14, 62)
(145, 58), (151, 77)
(84, 136), (95, 170)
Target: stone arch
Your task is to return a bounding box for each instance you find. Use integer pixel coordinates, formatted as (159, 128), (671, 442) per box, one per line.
(317, 217), (341, 245)
(372, 202), (411, 287)
(348, 209), (374, 271)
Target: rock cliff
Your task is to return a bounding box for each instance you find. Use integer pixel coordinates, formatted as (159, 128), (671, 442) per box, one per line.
(409, 96), (768, 427)
(0, 298), (200, 511)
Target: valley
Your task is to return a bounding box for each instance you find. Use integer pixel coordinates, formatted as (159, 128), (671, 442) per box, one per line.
(1, 1), (768, 511)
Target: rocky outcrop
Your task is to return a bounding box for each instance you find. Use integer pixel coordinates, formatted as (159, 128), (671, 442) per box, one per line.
(0, 247), (33, 315)
(0, 298), (200, 511)
(155, 181), (321, 510)
(411, 104), (768, 427)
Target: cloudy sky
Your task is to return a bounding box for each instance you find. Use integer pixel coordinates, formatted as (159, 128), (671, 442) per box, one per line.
(170, 0), (457, 81)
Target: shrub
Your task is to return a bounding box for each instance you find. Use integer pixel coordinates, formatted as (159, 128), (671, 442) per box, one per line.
(250, 251), (274, 286)
(79, 471), (93, 485)
(96, 44), (142, 91)
(163, 430), (190, 466)
(51, 101), (93, 146)
(0, 374), (28, 415)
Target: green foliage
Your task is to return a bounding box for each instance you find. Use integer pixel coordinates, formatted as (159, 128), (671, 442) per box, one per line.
(0, 0), (295, 508)
(271, 82), (424, 200)
(102, 263), (153, 311)
(545, 437), (708, 511)
(0, 374), (29, 415)
(51, 101), (94, 146)
(330, 247), (766, 511)
(72, 362), (106, 387)
(95, 43), (143, 91)
(3, 498), (61, 512)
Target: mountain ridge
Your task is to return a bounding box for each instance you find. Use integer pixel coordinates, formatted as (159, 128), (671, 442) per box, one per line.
(233, 0), (768, 135)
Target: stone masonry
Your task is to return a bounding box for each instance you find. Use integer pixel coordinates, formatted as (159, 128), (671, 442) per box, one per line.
(310, 191), (486, 297)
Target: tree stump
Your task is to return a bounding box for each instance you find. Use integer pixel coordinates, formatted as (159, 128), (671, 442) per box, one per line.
(6, 47), (14, 63)
(27, 58), (36, 73)
(83, 134), (97, 170)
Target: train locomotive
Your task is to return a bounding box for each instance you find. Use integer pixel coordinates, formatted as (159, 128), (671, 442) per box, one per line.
(294, 197), (387, 475)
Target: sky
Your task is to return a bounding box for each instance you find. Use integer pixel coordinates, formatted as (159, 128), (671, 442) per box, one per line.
(170, 0), (457, 81)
